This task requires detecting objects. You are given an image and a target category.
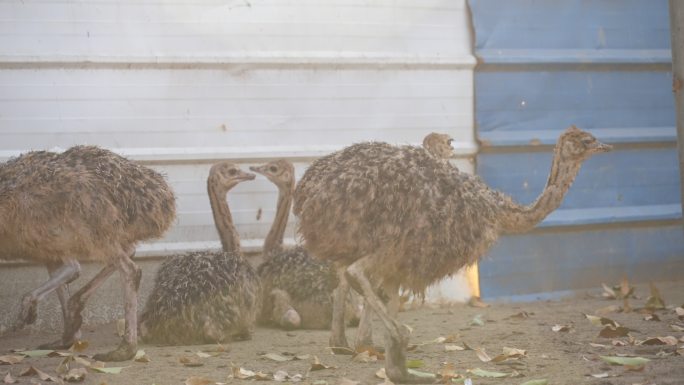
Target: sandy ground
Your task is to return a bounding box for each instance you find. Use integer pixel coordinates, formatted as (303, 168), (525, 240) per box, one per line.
(1, 280), (683, 385)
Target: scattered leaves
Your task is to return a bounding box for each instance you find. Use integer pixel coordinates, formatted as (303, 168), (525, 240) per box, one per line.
(89, 366), (125, 374)
(14, 350), (55, 358)
(600, 355), (650, 368)
(598, 326), (631, 338)
(445, 345), (465, 352)
(3, 372), (16, 384)
(506, 311), (531, 320)
(179, 356), (203, 367)
(474, 348), (491, 362)
(468, 368), (508, 378)
(406, 369), (436, 380)
(601, 283), (617, 299)
(638, 336), (678, 346)
(68, 340), (89, 353)
(0, 356), (23, 366)
(670, 324), (684, 332)
(273, 370), (302, 382)
(470, 315), (485, 327)
(645, 283), (666, 310)
(551, 324), (572, 332)
(134, 349), (150, 363)
(352, 351), (377, 363)
(584, 314), (619, 327)
(64, 367), (87, 382)
(261, 353), (292, 362)
(185, 376), (217, 385)
(19, 366), (59, 382)
(520, 380), (548, 385)
(644, 313), (660, 322)
(310, 356), (335, 371)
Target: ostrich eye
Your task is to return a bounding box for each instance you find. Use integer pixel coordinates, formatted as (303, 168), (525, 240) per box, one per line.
(447, 139), (453, 145)
(228, 169), (237, 176)
(269, 166), (278, 173)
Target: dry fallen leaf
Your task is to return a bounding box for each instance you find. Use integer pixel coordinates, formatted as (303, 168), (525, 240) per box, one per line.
(354, 346), (384, 360)
(675, 307), (684, 320)
(310, 356), (335, 371)
(584, 314), (620, 327)
(261, 353), (292, 362)
(375, 368), (386, 379)
(0, 356), (23, 366)
(474, 348), (491, 362)
(351, 351), (377, 363)
(63, 367), (88, 382)
(506, 311), (531, 320)
(185, 376), (216, 385)
(438, 363), (461, 382)
(600, 355), (650, 368)
(134, 349), (150, 363)
(595, 305), (622, 315)
(601, 283), (617, 299)
(638, 336), (678, 346)
(598, 326), (631, 338)
(551, 324), (572, 332)
(3, 372), (16, 384)
(69, 340), (89, 353)
(339, 379), (360, 385)
(467, 368), (508, 378)
(444, 344), (465, 352)
(644, 314), (660, 322)
(669, 324), (684, 332)
(470, 315), (485, 327)
(645, 283), (666, 310)
(179, 356), (203, 367)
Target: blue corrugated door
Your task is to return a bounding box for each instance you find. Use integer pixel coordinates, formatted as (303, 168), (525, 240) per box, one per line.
(469, 0), (684, 300)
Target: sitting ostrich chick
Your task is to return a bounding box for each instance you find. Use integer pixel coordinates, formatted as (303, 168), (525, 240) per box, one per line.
(294, 126), (611, 383)
(140, 162), (260, 344)
(251, 159), (361, 330)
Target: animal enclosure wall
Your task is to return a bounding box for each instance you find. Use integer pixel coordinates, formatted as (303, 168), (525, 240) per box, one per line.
(469, 0), (684, 300)
(0, 0), (478, 330)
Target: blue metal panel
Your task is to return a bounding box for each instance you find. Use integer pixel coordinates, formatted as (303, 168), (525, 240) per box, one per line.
(469, 0), (683, 300)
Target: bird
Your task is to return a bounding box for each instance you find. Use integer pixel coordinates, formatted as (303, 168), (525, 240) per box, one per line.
(0, 145), (176, 361)
(293, 126), (611, 382)
(251, 159), (360, 331)
(139, 162), (260, 345)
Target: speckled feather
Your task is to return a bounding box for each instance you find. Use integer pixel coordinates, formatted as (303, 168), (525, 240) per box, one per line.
(257, 246), (339, 328)
(294, 142), (500, 294)
(141, 250), (260, 345)
(0, 145), (176, 262)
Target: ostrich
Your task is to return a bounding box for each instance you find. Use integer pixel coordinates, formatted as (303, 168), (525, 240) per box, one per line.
(140, 162), (260, 345)
(250, 159), (360, 330)
(0, 145), (175, 361)
(293, 126), (611, 382)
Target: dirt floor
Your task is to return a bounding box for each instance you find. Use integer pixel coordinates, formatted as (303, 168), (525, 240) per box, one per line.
(1, 280), (683, 385)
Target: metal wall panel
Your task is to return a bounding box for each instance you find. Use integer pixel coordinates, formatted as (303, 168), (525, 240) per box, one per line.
(469, 0), (682, 299)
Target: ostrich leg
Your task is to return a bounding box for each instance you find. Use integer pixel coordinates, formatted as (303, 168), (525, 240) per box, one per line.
(93, 253), (141, 362)
(346, 257), (430, 384)
(14, 260), (81, 330)
(38, 263), (118, 349)
(353, 301), (374, 350)
(46, 262), (82, 341)
(329, 268), (352, 354)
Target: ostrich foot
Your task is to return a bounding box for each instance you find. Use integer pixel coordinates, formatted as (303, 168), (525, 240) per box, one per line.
(16, 295), (39, 328)
(92, 341), (137, 362)
(279, 308), (301, 330)
(329, 334), (353, 355)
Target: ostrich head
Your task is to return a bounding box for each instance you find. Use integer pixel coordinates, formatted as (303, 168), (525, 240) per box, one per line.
(249, 159), (295, 190)
(423, 132), (455, 159)
(557, 125), (612, 161)
(208, 162), (256, 193)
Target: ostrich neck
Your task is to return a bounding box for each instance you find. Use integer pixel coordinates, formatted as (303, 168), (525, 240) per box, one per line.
(262, 184), (293, 257)
(207, 181), (241, 254)
(499, 149), (583, 234)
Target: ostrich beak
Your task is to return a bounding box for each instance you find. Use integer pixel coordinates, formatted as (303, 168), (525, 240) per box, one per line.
(593, 142), (613, 153)
(249, 165), (265, 175)
(240, 172), (256, 181)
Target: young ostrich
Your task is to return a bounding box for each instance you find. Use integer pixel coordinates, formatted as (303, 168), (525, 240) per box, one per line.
(294, 126), (611, 383)
(422, 132), (455, 160)
(251, 159), (359, 330)
(140, 162), (260, 345)
(0, 146), (175, 361)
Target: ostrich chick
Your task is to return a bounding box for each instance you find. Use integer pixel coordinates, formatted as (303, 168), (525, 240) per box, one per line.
(0, 145), (175, 361)
(140, 162), (260, 345)
(251, 159), (360, 330)
(294, 126), (611, 383)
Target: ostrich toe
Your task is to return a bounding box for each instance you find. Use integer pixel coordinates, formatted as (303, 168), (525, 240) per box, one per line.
(92, 341), (137, 362)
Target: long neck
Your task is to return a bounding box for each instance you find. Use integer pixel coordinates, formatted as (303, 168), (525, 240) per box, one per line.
(499, 148), (583, 234)
(208, 180), (241, 254)
(262, 183), (293, 257)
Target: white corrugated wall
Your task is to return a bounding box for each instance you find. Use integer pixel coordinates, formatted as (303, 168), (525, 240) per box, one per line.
(0, 0), (477, 330)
